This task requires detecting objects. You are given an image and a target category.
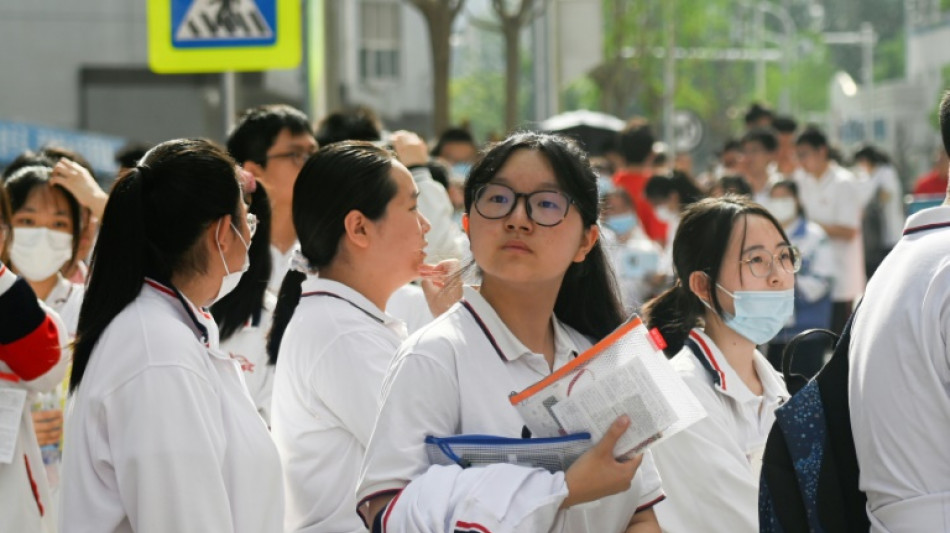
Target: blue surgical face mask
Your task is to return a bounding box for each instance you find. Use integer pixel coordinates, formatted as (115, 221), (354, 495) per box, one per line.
(452, 163), (472, 179)
(597, 176), (615, 195)
(702, 283), (794, 345)
(605, 213), (638, 236)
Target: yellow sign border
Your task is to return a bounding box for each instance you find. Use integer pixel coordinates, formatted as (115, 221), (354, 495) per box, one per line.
(148, 0), (301, 73)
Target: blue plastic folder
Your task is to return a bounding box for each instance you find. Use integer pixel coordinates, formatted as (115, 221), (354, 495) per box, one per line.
(425, 433), (592, 473)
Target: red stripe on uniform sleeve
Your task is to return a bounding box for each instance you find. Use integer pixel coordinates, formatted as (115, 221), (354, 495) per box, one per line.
(0, 315), (61, 381)
(635, 494), (666, 513)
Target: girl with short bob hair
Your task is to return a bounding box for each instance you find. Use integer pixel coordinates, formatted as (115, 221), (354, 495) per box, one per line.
(643, 196), (797, 532)
(62, 138), (283, 532)
(267, 142), (431, 532)
(357, 132), (663, 532)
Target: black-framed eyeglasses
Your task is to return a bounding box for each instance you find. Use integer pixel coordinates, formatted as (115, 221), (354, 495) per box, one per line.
(264, 149), (316, 167)
(740, 244), (801, 278)
(473, 183), (574, 227)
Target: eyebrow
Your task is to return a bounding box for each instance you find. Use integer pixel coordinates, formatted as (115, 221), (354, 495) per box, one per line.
(742, 242), (790, 254)
(491, 177), (562, 190)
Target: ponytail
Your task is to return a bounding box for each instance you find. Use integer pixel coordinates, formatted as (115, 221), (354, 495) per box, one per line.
(266, 270), (305, 365)
(70, 139), (241, 394)
(641, 282), (705, 357)
(554, 241), (625, 340)
(71, 168), (149, 393)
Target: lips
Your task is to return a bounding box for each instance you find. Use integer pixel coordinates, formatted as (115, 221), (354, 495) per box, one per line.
(502, 240), (532, 253)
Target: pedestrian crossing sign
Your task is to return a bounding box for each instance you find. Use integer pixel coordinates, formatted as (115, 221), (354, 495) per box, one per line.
(148, 0), (301, 73)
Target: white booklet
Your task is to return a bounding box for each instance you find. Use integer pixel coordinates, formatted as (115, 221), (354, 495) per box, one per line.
(510, 315), (706, 458)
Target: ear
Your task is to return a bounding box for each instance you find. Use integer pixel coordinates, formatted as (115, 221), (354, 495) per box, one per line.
(572, 224), (599, 263)
(342, 210), (371, 249)
(208, 215), (233, 253)
(461, 213), (469, 235)
(688, 271), (712, 304)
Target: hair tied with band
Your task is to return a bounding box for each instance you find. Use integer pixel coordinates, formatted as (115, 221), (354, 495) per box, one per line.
(237, 167), (257, 194)
(289, 249), (314, 274)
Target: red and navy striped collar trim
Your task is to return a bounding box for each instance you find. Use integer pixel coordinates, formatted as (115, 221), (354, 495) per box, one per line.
(685, 330), (727, 390)
(903, 221), (950, 236)
(460, 299), (508, 361)
(144, 278), (210, 345)
(301, 290), (386, 325)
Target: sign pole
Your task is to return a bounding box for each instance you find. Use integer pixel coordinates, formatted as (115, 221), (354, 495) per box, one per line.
(221, 71), (236, 140)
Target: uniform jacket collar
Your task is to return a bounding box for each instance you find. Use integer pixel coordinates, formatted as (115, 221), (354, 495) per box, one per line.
(686, 328), (789, 404)
(459, 286), (578, 363)
(143, 278), (224, 356)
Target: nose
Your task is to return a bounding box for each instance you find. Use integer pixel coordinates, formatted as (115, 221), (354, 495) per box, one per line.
(504, 195), (533, 232)
(768, 260), (793, 288)
(419, 211), (432, 234)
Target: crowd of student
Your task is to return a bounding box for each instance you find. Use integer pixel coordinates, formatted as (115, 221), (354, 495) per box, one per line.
(0, 96), (946, 533)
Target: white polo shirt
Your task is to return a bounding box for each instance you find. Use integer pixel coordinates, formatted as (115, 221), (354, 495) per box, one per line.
(60, 279), (283, 533)
(219, 290), (277, 425)
(269, 243), (299, 292)
(651, 329), (789, 533)
(357, 287), (664, 532)
(270, 277), (407, 533)
(44, 275), (84, 337)
(849, 205), (950, 532)
(794, 164), (866, 301)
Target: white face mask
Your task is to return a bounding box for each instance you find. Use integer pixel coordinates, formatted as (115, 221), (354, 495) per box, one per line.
(10, 227), (73, 282)
(766, 197), (798, 225)
(211, 220), (250, 305)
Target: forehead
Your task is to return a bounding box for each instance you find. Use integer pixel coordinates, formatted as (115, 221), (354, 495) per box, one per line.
(493, 149), (558, 188)
(270, 128), (317, 150)
(726, 214), (783, 255)
(20, 185), (72, 213)
(389, 161), (417, 196)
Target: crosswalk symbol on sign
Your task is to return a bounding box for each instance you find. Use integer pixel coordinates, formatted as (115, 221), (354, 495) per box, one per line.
(172, 0), (276, 48)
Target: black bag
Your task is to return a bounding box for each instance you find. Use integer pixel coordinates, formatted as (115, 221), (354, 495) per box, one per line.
(759, 312), (870, 532)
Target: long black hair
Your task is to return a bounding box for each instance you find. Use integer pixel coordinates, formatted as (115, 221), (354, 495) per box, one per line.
(70, 139), (242, 393)
(4, 165), (83, 267)
(641, 196), (792, 356)
(266, 142), (398, 364)
(464, 132), (624, 341)
(210, 184), (272, 340)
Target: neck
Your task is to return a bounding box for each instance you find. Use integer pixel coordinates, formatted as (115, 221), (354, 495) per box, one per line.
(479, 277), (559, 368)
(270, 203), (296, 253)
(171, 271), (215, 309)
(319, 255), (398, 313)
(811, 161), (830, 180)
(28, 274), (61, 301)
(702, 311), (763, 396)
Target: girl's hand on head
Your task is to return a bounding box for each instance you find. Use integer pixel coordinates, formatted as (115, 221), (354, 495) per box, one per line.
(50, 159), (108, 218)
(420, 259), (461, 316)
(561, 415), (643, 509)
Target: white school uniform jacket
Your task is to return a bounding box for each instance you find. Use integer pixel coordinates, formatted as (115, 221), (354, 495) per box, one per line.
(849, 206), (950, 532)
(357, 287), (664, 533)
(60, 279), (283, 533)
(45, 275), (84, 337)
(270, 277), (408, 533)
(220, 290), (277, 425)
(0, 265), (69, 533)
(651, 329), (789, 533)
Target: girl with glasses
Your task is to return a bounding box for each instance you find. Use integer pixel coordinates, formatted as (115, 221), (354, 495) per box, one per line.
(62, 139), (281, 532)
(357, 132), (663, 532)
(267, 142), (431, 533)
(642, 196), (798, 532)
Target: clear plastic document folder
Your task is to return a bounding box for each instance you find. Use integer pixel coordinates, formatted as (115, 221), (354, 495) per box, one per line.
(509, 315), (706, 458)
(425, 433), (592, 472)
